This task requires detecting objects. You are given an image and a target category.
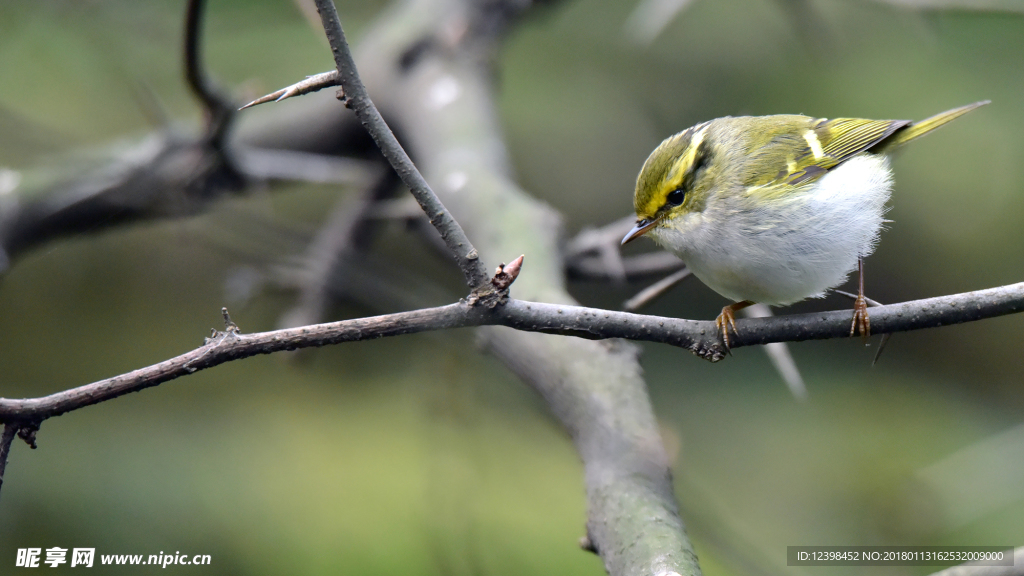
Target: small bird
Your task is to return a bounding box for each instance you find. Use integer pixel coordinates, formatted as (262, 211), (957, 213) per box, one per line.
(622, 101), (988, 348)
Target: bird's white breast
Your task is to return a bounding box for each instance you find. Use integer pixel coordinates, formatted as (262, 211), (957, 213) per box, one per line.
(653, 154), (893, 306)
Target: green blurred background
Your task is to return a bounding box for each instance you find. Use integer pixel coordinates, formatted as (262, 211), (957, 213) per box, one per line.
(1, 0), (1023, 574)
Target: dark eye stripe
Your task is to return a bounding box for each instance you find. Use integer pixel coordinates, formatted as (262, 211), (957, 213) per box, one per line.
(662, 139), (708, 211)
(690, 148), (708, 174)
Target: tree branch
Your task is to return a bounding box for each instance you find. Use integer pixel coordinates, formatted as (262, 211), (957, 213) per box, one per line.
(345, 1), (700, 571)
(310, 0), (491, 290)
(3, 281), (1020, 421)
(184, 0), (236, 147)
(0, 0), (274, 271)
(569, 251), (686, 281)
(277, 169), (399, 328)
(501, 282), (1024, 360)
(0, 422), (17, 501)
(622, 267), (692, 311)
(741, 304), (806, 400)
(0, 303), (481, 422)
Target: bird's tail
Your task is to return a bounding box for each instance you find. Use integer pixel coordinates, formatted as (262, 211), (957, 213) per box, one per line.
(878, 100), (990, 152)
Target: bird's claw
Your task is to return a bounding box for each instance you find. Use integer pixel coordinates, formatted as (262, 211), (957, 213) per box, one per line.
(715, 306), (739, 352)
(851, 294), (870, 340)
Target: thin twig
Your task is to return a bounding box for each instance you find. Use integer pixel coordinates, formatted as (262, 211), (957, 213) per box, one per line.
(278, 170), (397, 328)
(567, 216), (683, 283)
(566, 215), (635, 259)
(310, 0), (491, 289)
(364, 197), (424, 220)
(0, 303), (486, 421)
(0, 422), (17, 501)
(569, 251), (686, 281)
(274, 251), (455, 313)
(832, 289), (884, 308)
(0, 0), (261, 271)
(622, 267), (692, 311)
(184, 0), (236, 147)
(233, 147), (378, 186)
(564, 216), (636, 283)
(741, 304), (806, 400)
(2, 281), (1022, 421)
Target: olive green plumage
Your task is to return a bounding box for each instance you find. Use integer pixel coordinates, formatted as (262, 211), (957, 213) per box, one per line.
(632, 101), (988, 224)
(623, 101), (988, 344)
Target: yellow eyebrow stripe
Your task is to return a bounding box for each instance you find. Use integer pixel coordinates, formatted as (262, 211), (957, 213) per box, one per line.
(639, 122), (711, 217)
(665, 123), (709, 187)
(803, 129), (824, 160)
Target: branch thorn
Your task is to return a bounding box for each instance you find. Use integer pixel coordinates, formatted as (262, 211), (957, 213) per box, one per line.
(221, 307), (239, 334)
(238, 70), (341, 110)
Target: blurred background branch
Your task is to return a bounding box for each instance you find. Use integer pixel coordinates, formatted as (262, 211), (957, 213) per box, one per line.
(183, 0), (237, 148)
(310, 0), (698, 573)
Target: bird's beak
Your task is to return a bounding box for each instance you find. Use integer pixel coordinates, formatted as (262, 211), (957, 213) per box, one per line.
(621, 216), (661, 245)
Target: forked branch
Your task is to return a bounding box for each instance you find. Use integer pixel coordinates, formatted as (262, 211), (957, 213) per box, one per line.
(184, 0), (236, 147)
(308, 0), (491, 289)
(2, 280), (1021, 422)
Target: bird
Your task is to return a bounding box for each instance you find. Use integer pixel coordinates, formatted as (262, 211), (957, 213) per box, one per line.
(622, 101), (989, 348)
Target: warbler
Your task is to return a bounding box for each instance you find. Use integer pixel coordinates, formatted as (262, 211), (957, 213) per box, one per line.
(622, 101), (988, 347)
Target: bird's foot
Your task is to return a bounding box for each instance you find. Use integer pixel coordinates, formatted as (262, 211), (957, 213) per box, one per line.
(715, 301), (753, 352)
(851, 293), (870, 339)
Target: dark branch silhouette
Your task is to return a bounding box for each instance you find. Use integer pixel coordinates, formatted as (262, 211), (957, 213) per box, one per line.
(0, 423), (18, 502)
(2, 279), (1021, 422)
(184, 0), (236, 148)
(314, 0), (491, 290)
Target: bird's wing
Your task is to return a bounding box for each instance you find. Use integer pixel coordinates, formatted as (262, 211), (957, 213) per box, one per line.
(768, 117), (911, 186)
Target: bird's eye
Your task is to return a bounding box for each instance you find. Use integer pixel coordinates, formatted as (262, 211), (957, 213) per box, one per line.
(666, 188), (686, 206)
